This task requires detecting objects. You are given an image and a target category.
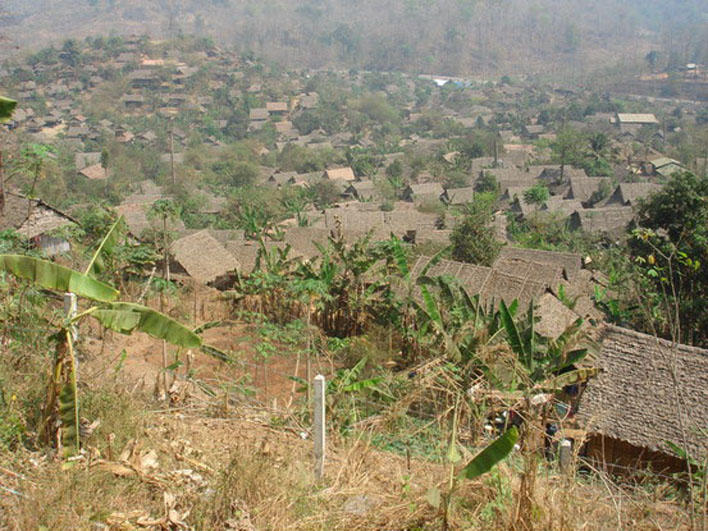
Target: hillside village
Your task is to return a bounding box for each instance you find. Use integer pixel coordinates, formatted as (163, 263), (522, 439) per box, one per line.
(0, 33), (707, 530)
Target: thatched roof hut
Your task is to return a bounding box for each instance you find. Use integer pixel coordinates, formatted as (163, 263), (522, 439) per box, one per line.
(323, 167), (356, 182)
(604, 183), (662, 206)
(577, 325), (708, 470)
(495, 247), (583, 281)
(566, 177), (606, 204)
(410, 256), (552, 308)
(171, 230), (239, 284)
(568, 207), (634, 237)
(224, 240), (288, 273)
(441, 186), (475, 205)
(535, 291), (581, 338)
(401, 182), (445, 203)
(115, 202), (185, 239)
(0, 191), (76, 240)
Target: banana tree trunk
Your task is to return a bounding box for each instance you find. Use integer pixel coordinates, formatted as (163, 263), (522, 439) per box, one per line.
(41, 330), (80, 456)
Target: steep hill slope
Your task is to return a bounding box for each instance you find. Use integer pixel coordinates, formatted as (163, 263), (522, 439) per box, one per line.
(1, 0), (706, 78)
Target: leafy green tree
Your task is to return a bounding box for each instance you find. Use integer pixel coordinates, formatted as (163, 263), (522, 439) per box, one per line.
(292, 110), (321, 135)
(60, 39), (81, 68)
(385, 159), (403, 180)
(0, 96), (16, 120)
(475, 171), (500, 194)
(550, 127), (584, 181)
(212, 158), (259, 187)
(523, 184), (549, 207)
(306, 179), (342, 209)
(148, 199), (180, 280)
(450, 195), (501, 265)
(632, 172), (708, 346)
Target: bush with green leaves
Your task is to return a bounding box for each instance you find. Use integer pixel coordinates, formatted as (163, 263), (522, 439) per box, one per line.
(450, 195), (501, 266)
(631, 171), (708, 346)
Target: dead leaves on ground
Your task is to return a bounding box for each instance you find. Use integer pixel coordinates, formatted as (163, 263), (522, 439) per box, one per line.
(77, 437), (249, 530)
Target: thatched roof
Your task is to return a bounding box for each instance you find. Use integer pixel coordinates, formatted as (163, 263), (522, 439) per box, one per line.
(495, 247), (583, 281)
(386, 210), (439, 233)
(224, 240), (288, 273)
(324, 209), (385, 233)
(344, 180), (376, 200)
(442, 186), (475, 205)
(75, 152), (101, 170)
(0, 191), (76, 239)
(480, 168), (537, 192)
(535, 292), (581, 338)
(616, 113), (658, 125)
(79, 163), (106, 180)
(171, 230), (239, 284)
(566, 177), (605, 203)
(410, 256), (551, 308)
(605, 183), (662, 206)
(403, 182), (445, 202)
(249, 108), (269, 121)
(282, 227), (331, 258)
(569, 207), (634, 236)
(577, 325), (708, 457)
(324, 167), (356, 181)
(492, 255), (565, 289)
(115, 202), (185, 238)
(414, 229), (452, 245)
(542, 197), (584, 217)
(266, 101), (289, 113)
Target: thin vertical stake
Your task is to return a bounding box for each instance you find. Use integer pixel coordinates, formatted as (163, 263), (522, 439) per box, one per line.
(559, 439), (572, 474)
(313, 374), (326, 480)
(64, 293), (78, 342)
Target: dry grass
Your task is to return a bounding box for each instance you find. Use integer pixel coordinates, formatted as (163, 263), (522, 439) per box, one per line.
(0, 284), (693, 530)
(0, 399), (692, 530)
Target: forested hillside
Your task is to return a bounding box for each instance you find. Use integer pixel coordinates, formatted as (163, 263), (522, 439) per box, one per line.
(2, 0), (707, 78)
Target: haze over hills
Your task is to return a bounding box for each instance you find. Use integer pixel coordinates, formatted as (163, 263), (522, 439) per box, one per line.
(1, 0), (707, 79)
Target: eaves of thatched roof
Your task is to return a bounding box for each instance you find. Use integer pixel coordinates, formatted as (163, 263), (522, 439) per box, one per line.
(172, 230), (239, 284)
(577, 325), (708, 457)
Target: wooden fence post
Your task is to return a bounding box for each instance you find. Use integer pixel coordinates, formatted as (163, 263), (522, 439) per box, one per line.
(313, 374), (326, 480)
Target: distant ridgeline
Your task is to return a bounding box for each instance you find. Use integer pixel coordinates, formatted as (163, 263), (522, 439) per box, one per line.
(1, 0), (706, 77)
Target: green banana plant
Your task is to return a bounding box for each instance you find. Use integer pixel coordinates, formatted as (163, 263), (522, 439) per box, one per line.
(84, 215), (126, 277)
(428, 410), (518, 528)
(0, 253), (219, 457)
(497, 299), (596, 390)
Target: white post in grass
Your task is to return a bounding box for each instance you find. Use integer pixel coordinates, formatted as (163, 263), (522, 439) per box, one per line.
(559, 439), (572, 474)
(313, 374), (326, 480)
(64, 293), (78, 342)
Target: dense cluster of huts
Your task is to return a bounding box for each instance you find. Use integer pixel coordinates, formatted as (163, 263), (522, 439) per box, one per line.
(1, 36), (706, 475)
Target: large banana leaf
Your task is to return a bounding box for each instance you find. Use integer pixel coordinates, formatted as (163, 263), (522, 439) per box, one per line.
(90, 308), (141, 334)
(460, 426), (518, 480)
(389, 236), (410, 280)
(85, 216), (125, 276)
(499, 300), (524, 357)
(0, 254), (118, 302)
(95, 302), (202, 348)
(0, 96), (16, 122)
